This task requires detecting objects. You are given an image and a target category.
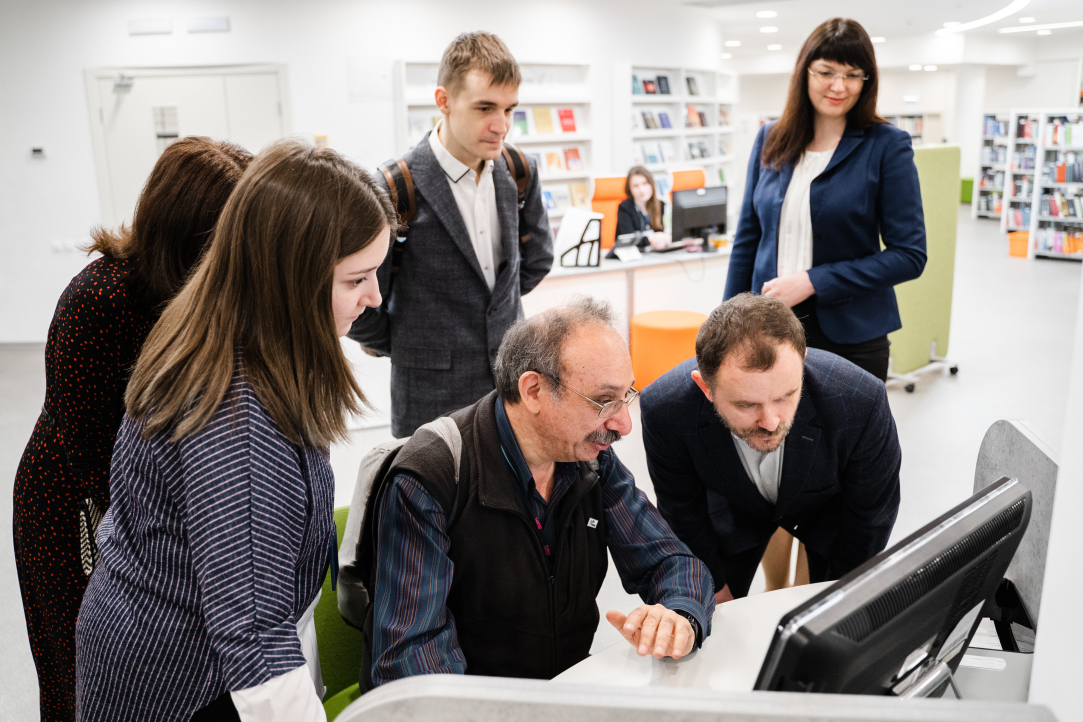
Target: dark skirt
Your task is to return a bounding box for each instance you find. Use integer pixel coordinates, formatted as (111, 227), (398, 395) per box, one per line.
(792, 298), (890, 382)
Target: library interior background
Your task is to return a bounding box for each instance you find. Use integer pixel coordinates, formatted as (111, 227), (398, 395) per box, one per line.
(2, 0), (1083, 720)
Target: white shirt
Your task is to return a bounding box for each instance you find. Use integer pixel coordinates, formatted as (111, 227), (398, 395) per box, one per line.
(776, 149), (835, 279)
(731, 434), (785, 505)
(428, 124), (504, 291)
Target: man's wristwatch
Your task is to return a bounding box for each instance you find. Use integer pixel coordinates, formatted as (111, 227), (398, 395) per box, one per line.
(674, 610), (702, 649)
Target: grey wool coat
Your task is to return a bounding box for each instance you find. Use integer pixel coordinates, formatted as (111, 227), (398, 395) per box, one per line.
(348, 132), (554, 437)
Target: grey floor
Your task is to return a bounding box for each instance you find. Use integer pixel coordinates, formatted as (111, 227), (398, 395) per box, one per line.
(1, 205), (1079, 719)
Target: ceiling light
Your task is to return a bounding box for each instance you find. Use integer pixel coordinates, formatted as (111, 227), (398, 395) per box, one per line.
(909, 64), (923, 70)
(756, 10), (778, 18)
(720, 53), (733, 59)
(924, 65), (938, 71)
(1036, 29), (1052, 34)
(1019, 16), (1035, 22)
(767, 44), (782, 50)
(942, 21), (962, 27)
(936, 0), (1031, 35)
(760, 26), (779, 33)
(725, 40), (741, 47)
(999, 20), (1083, 32)
(871, 36), (887, 43)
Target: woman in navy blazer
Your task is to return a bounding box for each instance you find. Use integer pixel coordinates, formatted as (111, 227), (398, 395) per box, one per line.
(724, 18), (927, 381)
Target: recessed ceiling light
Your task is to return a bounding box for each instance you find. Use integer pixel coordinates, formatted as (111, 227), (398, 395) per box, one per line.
(871, 36), (887, 43)
(1019, 16), (1035, 22)
(924, 65), (938, 71)
(725, 40), (741, 47)
(767, 44), (782, 50)
(909, 64), (923, 70)
(756, 10), (778, 18)
(1036, 28), (1052, 34)
(720, 53), (734, 59)
(943, 21), (962, 27)
(760, 26), (779, 33)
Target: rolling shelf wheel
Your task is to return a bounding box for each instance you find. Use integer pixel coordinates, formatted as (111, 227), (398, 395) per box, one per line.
(950, 366), (959, 375)
(905, 384), (915, 393)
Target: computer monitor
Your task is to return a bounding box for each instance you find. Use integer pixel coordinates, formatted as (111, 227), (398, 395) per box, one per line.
(754, 476), (1031, 697)
(671, 186), (727, 250)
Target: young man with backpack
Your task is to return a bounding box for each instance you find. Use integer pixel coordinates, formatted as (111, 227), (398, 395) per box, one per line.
(339, 298), (715, 689)
(348, 31), (554, 438)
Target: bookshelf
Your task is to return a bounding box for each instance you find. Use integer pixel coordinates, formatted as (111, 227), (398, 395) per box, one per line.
(613, 63), (739, 199)
(972, 111), (1009, 221)
(392, 60), (596, 226)
(1001, 109), (1041, 237)
(1033, 109), (1083, 260)
(883, 113), (942, 146)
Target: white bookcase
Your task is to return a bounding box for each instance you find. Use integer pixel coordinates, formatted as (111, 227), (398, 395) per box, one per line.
(613, 63), (738, 196)
(972, 111), (1009, 221)
(392, 60), (596, 223)
(1032, 109), (1083, 261)
(1001, 109), (1041, 237)
(883, 113), (942, 146)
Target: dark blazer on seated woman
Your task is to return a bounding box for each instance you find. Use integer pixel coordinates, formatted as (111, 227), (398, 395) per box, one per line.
(616, 197), (666, 238)
(724, 121), (926, 345)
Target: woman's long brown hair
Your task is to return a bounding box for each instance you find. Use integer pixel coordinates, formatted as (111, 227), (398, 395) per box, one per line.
(761, 18), (887, 170)
(126, 139), (397, 449)
(85, 137), (252, 308)
(624, 166), (663, 231)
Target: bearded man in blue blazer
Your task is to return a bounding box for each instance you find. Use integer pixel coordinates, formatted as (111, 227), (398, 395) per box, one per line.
(640, 294), (901, 604)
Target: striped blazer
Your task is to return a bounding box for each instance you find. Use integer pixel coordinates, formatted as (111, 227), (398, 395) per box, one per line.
(75, 367), (335, 721)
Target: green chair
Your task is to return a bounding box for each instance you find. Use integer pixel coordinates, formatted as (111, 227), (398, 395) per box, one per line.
(317, 506), (363, 720)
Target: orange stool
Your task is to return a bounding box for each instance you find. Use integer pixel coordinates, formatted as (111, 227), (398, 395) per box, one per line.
(630, 310), (708, 389)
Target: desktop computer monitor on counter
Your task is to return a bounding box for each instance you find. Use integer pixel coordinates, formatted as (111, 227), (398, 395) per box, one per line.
(671, 186), (727, 251)
(754, 476), (1031, 698)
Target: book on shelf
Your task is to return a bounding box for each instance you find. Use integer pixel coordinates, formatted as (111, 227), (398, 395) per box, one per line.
(718, 168), (726, 184)
(656, 75), (671, 95)
(558, 108), (577, 133)
(631, 144), (644, 164)
(563, 147), (584, 171)
(686, 105), (702, 128)
(984, 116), (1008, 137)
(642, 111), (658, 130)
(655, 175), (672, 199)
(687, 141), (701, 159)
(697, 140), (710, 158)
(658, 112), (672, 129)
(568, 182), (589, 207)
(542, 189), (556, 211)
(642, 143), (661, 165)
(643, 79), (657, 94)
(980, 145), (1008, 166)
(1015, 116), (1037, 141)
(550, 184), (572, 210)
(526, 151), (542, 168)
(631, 111), (641, 130)
(1042, 151), (1081, 183)
(533, 107), (555, 135)
(1036, 228), (1083, 255)
(698, 111), (708, 127)
(632, 75), (644, 95)
(545, 151), (565, 173)
(719, 140), (730, 156)
(1044, 116), (1083, 147)
(686, 76), (699, 96)
(658, 141), (676, 163)
(511, 110), (529, 137)
(718, 108), (730, 126)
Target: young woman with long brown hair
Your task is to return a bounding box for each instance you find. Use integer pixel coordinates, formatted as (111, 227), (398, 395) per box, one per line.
(615, 166), (670, 250)
(75, 140), (396, 722)
(13, 136), (252, 722)
(724, 18), (927, 382)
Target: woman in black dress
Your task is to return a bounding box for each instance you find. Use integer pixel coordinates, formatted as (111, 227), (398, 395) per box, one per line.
(12, 137), (251, 722)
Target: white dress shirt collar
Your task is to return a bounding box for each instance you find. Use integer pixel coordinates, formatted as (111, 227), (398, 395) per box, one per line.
(428, 123), (493, 183)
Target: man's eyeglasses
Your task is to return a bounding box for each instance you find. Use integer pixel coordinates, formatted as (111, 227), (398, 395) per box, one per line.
(808, 68), (868, 87)
(538, 372), (639, 419)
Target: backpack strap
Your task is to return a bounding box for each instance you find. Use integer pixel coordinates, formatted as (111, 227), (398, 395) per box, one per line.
(378, 158), (416, 280)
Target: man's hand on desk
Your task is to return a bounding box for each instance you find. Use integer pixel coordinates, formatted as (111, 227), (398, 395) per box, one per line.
(605, 604), (695, 660)
(714, 584), (735, 605)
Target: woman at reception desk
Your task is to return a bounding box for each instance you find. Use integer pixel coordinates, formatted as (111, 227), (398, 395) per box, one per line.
(616, 166), (671, 250)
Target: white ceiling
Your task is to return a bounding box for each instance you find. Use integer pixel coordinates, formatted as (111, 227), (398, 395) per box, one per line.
(687, 0), (1083, 70)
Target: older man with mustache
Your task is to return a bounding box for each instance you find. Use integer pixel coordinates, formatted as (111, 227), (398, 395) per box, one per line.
(367, 296), (714, 688)
(641, 293), (901, 604)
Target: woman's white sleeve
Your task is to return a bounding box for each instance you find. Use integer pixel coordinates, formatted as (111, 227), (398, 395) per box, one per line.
(230, 665), (327, 722)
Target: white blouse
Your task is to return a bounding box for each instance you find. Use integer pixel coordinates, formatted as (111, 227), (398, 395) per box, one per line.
(776, 149), (835, 279)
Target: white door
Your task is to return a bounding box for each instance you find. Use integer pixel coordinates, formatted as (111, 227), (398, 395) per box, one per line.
(87, 66), (289, 226)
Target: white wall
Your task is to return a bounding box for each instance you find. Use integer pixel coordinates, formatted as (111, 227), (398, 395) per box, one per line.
(983, 60), (1081, 110)
(0, 0), (725, 343)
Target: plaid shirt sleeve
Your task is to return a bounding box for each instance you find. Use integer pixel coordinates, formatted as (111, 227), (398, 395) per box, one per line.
(599, 449), (716, 645)
(370, 473), (465, 686)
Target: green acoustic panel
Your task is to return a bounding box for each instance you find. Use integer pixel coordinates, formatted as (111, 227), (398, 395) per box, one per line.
(316, 506), (364, 704)
(888, 145), (960, 374)
(961, 177), (973, 204)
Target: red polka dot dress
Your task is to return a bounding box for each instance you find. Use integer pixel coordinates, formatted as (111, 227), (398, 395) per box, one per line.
(13, 256), (157, 722)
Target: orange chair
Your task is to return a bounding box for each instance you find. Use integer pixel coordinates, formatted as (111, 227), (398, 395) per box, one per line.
(630, 310), (708, 389)
(591, 176), (628, 250)
(669, 168), (706, 199)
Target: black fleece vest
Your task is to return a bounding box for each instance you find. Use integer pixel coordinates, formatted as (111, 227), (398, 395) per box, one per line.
(389, 391), (609, 679)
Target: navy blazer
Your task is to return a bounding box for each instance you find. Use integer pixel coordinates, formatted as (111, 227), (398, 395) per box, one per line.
(640, 350), (901, 592)
(724, 122), (927, 344)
